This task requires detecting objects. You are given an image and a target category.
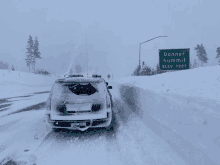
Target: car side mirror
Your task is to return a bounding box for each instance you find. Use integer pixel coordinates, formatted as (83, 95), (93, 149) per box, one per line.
(108, 86), (112, 89)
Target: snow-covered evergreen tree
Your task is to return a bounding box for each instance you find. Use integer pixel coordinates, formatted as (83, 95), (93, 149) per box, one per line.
(142, 65), (152, 76)
(11, 65), (15, 71)
(132, 65), (141, 76)
(151, 68), (156, 75)
(194, 44), (208, 66)
(215, 47), (220, 65)
(156, 63), (163, 74)
(33, 37), (41, 59)
(25, 36), (42, 72)
(193, 59), (198, 68)
(31, 37), (42, 72)
(0, 60), (9, 70)
(25, 35), (34, 72)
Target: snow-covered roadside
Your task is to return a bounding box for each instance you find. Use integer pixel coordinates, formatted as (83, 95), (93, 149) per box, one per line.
(108, 81), (189, 165)
(0, 93), (49, 118)
(0, 85), (189, 165)
(0, 110), (50, 164)
(117, 66), (220, 101)
(0, 70), (57, 100)
(114, 66), (220, 164)
(0, 82), (52, 100)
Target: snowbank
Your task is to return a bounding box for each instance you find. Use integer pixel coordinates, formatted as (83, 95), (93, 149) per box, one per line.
(0, 70), (58, 99)
(114, 66), (220, 164)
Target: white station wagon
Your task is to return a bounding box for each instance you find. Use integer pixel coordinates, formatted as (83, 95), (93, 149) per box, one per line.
(45, 75), (114, 132)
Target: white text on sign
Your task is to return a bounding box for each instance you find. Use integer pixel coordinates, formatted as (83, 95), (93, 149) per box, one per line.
(164, 52), (184, 56)
(162, 65), (173, 69)
(176, 64), (186, 68)
(163, 58), (186, 63)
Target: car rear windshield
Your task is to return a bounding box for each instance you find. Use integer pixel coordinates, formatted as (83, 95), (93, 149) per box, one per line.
(58, 82), (105, 95)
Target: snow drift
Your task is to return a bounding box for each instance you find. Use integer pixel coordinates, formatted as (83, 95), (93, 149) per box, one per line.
(0, 69), (58, 99)
(114, 66), (220, 164)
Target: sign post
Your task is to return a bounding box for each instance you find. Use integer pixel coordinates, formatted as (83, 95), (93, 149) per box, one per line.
(159, 48), (190, 71)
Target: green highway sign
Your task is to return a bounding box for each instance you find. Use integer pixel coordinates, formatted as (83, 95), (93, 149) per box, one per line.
(159, 48), (190, 70)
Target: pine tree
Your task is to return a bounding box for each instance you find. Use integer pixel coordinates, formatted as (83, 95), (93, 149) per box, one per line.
(132, 65), (141, 76)
(142, 65), (152, 76)
(0, 60), (9, 70)
(151, 68), (155, 75)
(194, 44), (208, 66)
(216, 47), (220, 65)
(25, 35), (34, 72)
(11, 65), (15, 71)
(32, 37), (42, 72)
(33, 37), (41, 59)
(193, 59), (198, 68)
(156, 63), (163, 74)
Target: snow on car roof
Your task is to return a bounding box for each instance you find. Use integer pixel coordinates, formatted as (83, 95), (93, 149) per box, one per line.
(55, 77), (104, 83)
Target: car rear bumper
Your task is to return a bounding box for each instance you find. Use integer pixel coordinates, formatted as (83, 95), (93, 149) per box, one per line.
(45, 110), (112, 131)
(49, 107), (108, 120)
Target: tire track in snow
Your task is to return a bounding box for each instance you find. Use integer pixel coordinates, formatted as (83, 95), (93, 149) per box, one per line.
(118, 84), (217, 165)
(112, 100), (152, 165)
(25, 131), (58, 165)
(0, 120), (20, 132)
(2, 102), (46, 118)
(0, 91), (50, 102)
(0, 103), (12, 110)
(33, 128), (110, 165)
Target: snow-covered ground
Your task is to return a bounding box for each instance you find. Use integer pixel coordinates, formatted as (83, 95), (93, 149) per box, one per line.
(114, 65), (220, 164)
(0, 69), (58, 99)
(0, 66), (219, 165)
(0, 70), (58, 117)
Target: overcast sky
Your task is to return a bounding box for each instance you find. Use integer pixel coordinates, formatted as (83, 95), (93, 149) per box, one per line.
(1, 0), (220, 78)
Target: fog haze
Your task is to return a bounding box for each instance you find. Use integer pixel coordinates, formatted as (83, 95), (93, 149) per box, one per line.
(1, 0), (220, 78)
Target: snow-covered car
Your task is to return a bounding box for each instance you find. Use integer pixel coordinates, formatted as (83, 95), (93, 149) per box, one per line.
(45, 75), (114, 131)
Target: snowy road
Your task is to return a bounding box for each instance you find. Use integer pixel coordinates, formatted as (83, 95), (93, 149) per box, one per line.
(0, 85), (190, 165)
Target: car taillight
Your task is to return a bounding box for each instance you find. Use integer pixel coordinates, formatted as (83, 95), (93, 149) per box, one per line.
(56, 103), (67, 113)
(92, 104), (101, 111)
(106, 97), (110, 108)
(106, 97), (107, 108)
(47, 98), (51, 110)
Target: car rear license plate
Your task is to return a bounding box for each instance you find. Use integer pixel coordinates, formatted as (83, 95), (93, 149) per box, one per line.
(66, 103), (92, 112)
(71, 122), (86, 127)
